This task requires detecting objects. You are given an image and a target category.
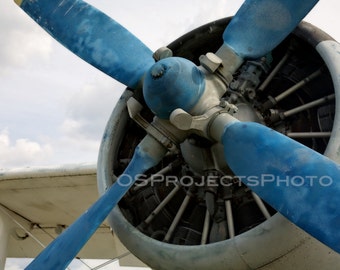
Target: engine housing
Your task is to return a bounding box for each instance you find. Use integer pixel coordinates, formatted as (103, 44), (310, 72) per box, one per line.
(98, 18), (340, 270)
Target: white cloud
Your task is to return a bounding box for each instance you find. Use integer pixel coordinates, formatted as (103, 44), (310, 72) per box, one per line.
(0, 1), (53, 74)
(61, 81), (123, 141)
(3, 29), (52, 68)
(0, 129), (53, 169)
(30, 80), (124, 165)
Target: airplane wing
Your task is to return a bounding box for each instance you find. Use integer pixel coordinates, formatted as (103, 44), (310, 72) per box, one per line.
(0, 164), (146, 268)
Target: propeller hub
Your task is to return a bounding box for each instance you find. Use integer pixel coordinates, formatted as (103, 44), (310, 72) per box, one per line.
(150, 64), (166, 78)
(143, 57), (205, 119)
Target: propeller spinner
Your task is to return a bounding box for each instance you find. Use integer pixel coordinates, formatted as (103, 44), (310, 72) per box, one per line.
(14, 0), (340, 269)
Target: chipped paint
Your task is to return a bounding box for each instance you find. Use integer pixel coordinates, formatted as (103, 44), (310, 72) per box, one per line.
(317, 41), (340, 162)
(13, 0), (22, 6)
(222, 121), (340, 253)
(223, 0), (318, 59)
(18, 0), (154, 89)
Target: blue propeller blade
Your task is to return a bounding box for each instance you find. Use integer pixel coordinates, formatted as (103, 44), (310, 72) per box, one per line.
(221, 121), (340, 253)
(223, 0), (319, 59)
(15, 0), (154, 89)
(25, 135), (167, 270)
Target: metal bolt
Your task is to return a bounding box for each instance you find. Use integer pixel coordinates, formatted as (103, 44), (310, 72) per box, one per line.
(153, 47), (173, 61)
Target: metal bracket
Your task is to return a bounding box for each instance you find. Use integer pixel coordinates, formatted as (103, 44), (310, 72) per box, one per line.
(169, 101), (238, 139)
(199, 52), (233, 86)
(127, 97), (179, 152)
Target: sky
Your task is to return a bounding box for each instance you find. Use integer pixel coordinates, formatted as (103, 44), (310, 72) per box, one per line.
(1, 0), (340, 269)
(0, 0), (244, 170)
(0, 1), (339, 170)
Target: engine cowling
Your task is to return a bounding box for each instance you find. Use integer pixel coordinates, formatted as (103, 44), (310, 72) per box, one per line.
(98, 18), (340, 269)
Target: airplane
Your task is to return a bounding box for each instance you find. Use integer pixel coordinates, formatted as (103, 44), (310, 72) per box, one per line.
(1, 0), (340, 269)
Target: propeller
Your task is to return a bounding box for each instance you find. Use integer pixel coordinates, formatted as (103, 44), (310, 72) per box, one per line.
(14, 0), (154, 89)
(25, 135), (167, 269)
(215, 118), (340, 253)
(14, 0), (336, 269)
(222, 0), (319, 59)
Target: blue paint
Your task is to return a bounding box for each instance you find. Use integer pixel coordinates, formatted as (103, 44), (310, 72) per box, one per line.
(25, 138), (166, 270)
(143, 57), (205, 119)
(222, 121), (340, 253)
(19, 0), (154, 89)
(223, 0), (318, 59)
